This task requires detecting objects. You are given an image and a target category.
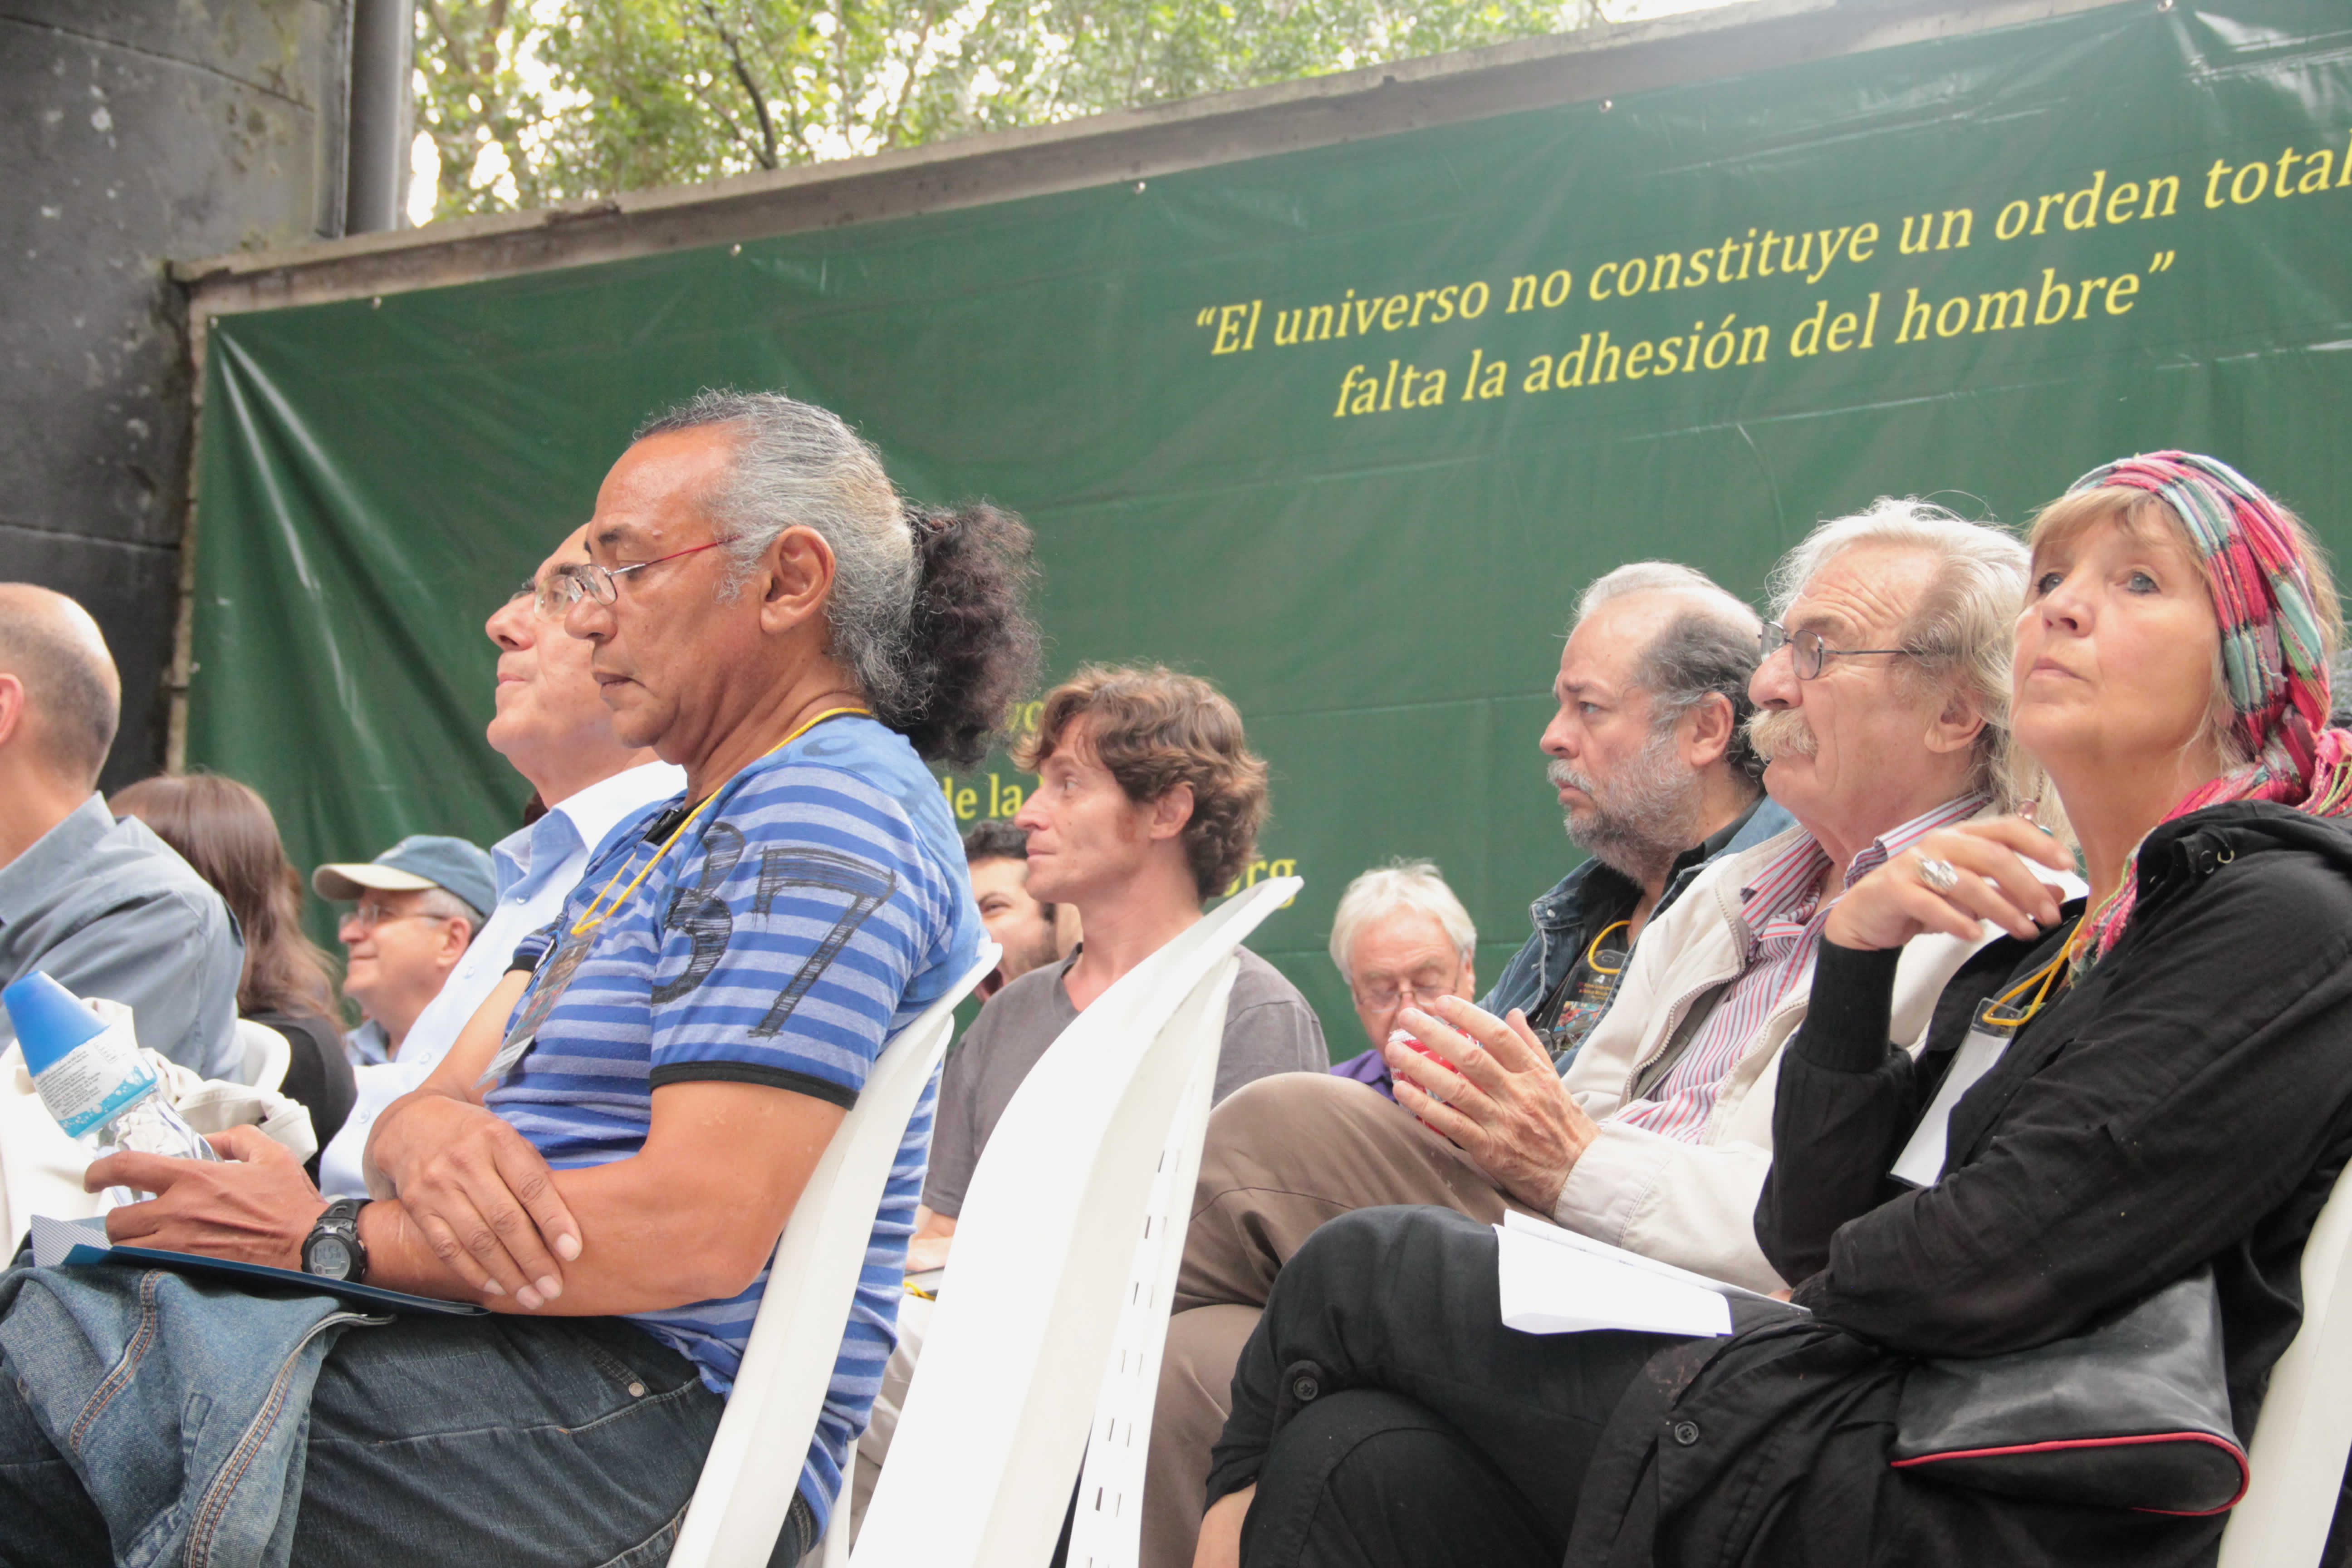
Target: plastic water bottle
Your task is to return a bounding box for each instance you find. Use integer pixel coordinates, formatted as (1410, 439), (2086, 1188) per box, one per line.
(4, 972), (220, 1188)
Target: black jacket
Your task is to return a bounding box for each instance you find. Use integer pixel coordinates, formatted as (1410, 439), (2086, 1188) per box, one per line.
(1565, 803), (2352, 1568)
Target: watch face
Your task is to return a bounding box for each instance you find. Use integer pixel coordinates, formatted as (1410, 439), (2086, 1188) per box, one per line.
(306, 1236), (355, 1280)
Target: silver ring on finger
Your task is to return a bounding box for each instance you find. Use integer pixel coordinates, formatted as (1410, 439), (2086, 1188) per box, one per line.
(1916, 854), (1960, 894)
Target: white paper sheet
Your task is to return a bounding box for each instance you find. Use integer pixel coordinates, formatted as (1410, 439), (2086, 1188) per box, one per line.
(1888, 1022), (2013, 1189)
(1494, 1211), (1800, 1338)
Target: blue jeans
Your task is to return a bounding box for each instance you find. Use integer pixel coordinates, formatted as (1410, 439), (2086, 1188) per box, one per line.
(0, 1267), (808, 1567)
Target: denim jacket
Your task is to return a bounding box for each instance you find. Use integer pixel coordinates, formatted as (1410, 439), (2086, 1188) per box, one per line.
(1479, 795), (1793, 1068)
(0, 1262), (379, 1568)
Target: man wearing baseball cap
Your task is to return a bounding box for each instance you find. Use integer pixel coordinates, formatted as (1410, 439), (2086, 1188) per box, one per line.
(313, 834), (494, 1065)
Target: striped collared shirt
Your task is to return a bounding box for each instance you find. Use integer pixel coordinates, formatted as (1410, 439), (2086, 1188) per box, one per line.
(1614, 793), (1989, 1142)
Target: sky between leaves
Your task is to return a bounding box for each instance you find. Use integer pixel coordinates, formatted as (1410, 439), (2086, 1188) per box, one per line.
(407, 0), (1736, 225)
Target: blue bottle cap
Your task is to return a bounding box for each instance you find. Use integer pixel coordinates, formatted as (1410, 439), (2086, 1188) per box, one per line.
(4, 972), (106, 1077)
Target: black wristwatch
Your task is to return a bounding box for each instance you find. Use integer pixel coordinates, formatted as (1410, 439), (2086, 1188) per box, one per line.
(301, 1198), (369, 1284)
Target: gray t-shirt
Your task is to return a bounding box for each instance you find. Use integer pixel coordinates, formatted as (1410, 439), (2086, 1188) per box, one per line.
(922, 946), (1326, 1217)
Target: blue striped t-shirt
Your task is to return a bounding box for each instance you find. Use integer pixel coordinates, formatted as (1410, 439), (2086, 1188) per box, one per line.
(487, 715), (979, 1533)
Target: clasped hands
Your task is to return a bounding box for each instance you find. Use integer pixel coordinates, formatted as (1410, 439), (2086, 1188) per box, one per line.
(1384, 993), (1598, 1215)
(86, 1088), (580, 1312)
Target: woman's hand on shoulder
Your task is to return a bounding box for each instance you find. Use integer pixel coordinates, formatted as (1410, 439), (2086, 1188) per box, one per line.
(368, 1088), (581, 1309)
(1824, 816), (2072, 951)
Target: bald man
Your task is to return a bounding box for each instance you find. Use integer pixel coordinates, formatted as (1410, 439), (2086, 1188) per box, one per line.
(0, 585), (242, 1078)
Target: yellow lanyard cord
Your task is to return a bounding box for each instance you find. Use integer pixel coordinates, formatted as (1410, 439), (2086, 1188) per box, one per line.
(567, 706), (872, 936)
(1981, 948), (2068, 1029)
(1584, 919), (1632, 978)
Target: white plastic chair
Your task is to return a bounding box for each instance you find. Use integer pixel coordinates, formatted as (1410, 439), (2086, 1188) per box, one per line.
(856, 877), (1303, 1568)
(668, 944), (1000, 1568)
(235, 1019), (291, 1093)
(1061, 951), (1236, 1568)
(2217, 1159), (2352, 1568)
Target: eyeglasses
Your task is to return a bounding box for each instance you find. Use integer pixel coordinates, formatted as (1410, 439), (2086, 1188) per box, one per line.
(556, 540), (729, 607)
(507, 576), (573, 619)
(506, 539), (730, 618)
(339, 902), (458, 936)
(1759, 621), (1916, 681)
(1352, 966), (1464, 1013)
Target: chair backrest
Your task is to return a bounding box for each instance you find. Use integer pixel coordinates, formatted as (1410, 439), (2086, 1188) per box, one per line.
(235, 1019), (291, 1093)
(856, 877), (1303, 1568)
(2217, 1157), (2352, 1568)
(668, 944), (1000, 1568)
(1061, 958), (1232, 1568)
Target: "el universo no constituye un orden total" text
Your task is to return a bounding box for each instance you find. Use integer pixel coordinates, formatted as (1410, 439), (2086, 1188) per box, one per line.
(1186, 142), (2351, 418)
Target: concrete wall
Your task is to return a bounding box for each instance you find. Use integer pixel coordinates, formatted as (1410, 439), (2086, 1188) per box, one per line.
(2, 0), (348, 789)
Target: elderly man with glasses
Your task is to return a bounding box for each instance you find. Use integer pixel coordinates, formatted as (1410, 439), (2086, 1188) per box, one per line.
(1323, 860), (1482, 1101)
(1146, 505), (2087, 1568)
(313, 525), (686, 1197)
(314, 834), (495, 1068)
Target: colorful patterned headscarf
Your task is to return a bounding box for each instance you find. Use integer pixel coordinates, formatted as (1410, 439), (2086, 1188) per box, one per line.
(2063, 451), (2352, 968)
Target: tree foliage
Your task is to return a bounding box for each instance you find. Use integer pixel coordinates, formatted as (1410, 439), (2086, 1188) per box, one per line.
(411, 0), (1597, 220)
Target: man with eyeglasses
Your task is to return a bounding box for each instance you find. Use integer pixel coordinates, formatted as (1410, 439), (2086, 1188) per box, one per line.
(314, 834), (495, 1067)
(1323, 859), (1482, 1100)
(1144, 514), (2080, 1568)
(314, 526), (685, 1198)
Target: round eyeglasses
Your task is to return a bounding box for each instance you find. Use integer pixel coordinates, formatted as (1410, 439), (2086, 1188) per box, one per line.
(1759, 621), (1916, 680)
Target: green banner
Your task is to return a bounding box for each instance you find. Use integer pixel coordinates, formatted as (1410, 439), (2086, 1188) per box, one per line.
(190, 0), (2352, 1047)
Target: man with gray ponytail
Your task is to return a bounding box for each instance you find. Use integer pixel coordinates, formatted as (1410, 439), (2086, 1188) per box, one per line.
(0, 392), (1039, 1568)
(603, 390), (1038, 769)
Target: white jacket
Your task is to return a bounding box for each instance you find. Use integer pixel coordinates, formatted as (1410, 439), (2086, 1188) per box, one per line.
(1553, 814), (2081, 1292)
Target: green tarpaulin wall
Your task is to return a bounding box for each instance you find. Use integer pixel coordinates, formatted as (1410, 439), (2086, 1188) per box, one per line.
(189, 0), (2352, 1047)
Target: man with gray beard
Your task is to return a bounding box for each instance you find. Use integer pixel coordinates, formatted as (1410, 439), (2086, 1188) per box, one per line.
(1477, 564), (1788, 1064)
(1141, 561), (1788, 1568)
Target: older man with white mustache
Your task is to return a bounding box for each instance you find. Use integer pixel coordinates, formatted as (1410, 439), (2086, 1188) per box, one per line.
(1146, 500), (2087, 1568)
(1511, 499), (2086, 1288)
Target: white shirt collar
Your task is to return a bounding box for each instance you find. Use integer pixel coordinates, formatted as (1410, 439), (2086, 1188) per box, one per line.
(549, 761), (687, 851)
(497, 761), (688, 890)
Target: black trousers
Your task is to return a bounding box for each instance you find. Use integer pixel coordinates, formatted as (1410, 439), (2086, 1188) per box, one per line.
(1210, 1206), (1695, 1568)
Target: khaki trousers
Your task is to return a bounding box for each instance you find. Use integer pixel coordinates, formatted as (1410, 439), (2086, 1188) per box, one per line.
(1142, 1072), (1541, 1568)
